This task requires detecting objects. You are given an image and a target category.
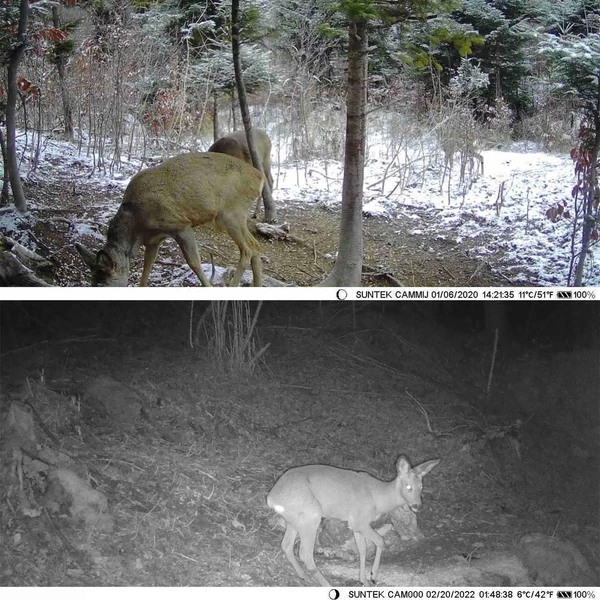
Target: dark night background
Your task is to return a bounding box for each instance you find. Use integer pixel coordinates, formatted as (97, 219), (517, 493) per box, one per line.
(0, 301), (598, 585)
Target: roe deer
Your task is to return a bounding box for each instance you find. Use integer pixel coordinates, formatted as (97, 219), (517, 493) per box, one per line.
(267, 455), (439, 586)
(438, 122), (484, 199)
(208, 128), (273, 215)
(75, 152), (264, 287)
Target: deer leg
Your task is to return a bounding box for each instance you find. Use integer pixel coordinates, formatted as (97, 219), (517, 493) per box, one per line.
(297, 515), (331, 586)
(358, 525), (384, 583)
(228, 244), (251, 286)
(140, 241), (161, 286)
(353, 532), (368, 585)
(280, 524), (310, 583)
(253, 195), (263, 219)
(263, 157), (274, 191)
(174, 228), (212, 287)
(250, 253), (263, 287)
(253, 161), (272, 218)
(219, 213), (262, 287)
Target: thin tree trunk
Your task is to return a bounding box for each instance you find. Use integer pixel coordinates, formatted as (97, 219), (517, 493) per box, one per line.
(231, 88), (237, 130)
(213, 90), (219, 142)
(319, 20), (367, 286)
(573, 90), (600, 286)
(6, 0), (29, 212)
(231, 0), (277, 223)
(51, 5), (74, 141)
(0, 127), (9, 204)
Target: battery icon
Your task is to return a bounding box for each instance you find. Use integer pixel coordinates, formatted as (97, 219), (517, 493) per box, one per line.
(557, 592), (572, 598)
(557, 291), (572, 299)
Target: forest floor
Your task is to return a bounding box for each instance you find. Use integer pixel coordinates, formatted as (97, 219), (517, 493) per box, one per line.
(20, 177), (506, 287)
(0, 303), (598, 586)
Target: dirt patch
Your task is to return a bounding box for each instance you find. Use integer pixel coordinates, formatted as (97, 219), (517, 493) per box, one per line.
(16, 178), (511, 286)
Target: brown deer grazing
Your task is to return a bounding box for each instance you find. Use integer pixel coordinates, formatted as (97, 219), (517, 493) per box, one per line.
(76, 152), (264, 287)
(208, 128), (273, 214)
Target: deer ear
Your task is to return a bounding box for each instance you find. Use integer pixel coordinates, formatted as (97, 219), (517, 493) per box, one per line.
(96, 250), (115, 272)
(75, 243), (98, 270)
(396, 455), (411, 475)
(413, 459), (440, 478)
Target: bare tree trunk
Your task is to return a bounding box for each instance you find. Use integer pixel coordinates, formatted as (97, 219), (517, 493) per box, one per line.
(231, 89), (237, 131)
(0, 127), (9, 204)
(231, 0), (277, 223)
(213, 90), (219, 142)
(319, 20), (367, 286)
(6, 0), (29, 212)
(51, 5), (74, 141)
(573, 90), (600, 286)
(111, 42), (123, 172)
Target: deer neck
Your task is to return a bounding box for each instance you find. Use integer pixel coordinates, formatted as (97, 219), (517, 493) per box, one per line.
(105, 203), (140, 260)
(371, 478), (405, 514)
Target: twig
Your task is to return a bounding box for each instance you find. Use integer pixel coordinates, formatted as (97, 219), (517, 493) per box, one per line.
(45, 216), (74, 226)
(525, 187), (531, 234)
(468, 261), (484, 283)
(248, 341), (271, 370)
(494, 180), (506, 216)
(369, 271), (404, 287)
(441, 265), (456, 280)
(306, 168), (339, 181)
(239, 301), (263, 358)
(173, 552), (199, 563)
(404, 390), (434, 433)
(464, 253), (513, 284)
(486, 328), (499, 397)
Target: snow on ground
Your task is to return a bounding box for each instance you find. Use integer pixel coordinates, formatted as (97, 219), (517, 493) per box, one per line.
(275, 142), (596, 286)
(2, 130), (597, 286)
